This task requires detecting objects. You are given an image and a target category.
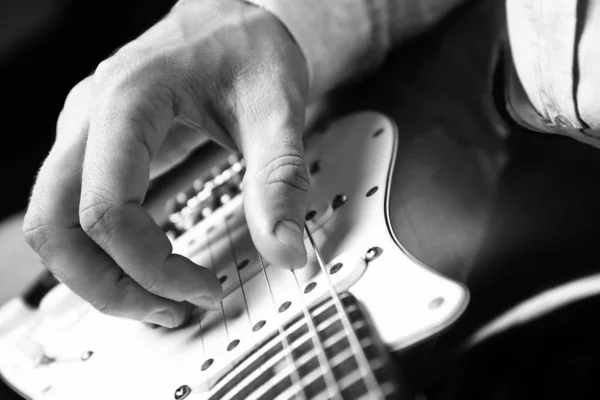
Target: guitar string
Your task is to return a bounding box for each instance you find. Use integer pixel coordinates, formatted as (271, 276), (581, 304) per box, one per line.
(222, 214), (255, 344)
(291, 269), (343, 400)
(257, 253), (308, 400)
(192, 231), (217, 359)
(195, 307), (206, 360)
(194, 198), (378, 397)
(193, 230), (222, 358)
(304, 224), (384, 399)
(204, 226), (230, 342)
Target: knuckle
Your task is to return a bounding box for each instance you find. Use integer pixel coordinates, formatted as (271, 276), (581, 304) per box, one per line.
(89, 271), (131, 317)
(94, 51), (177, 96)
(22, 219), (54, 258)
(64, 76), (93, 108)
(57, 77), (93, 133)
(123, 108), (161, 158)
(258, 154), (310, 193)
(90, 296), (113, 316)
(93, 59), (177, 158)
(137, 276), (164, 298)
(94, 57), (131, 85)
(122, 89), (175, 157)
(93, 54), (145, 98)
(79, 196), (116, 244)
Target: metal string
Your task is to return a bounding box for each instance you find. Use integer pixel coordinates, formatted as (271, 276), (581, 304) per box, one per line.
(304, 224), (384, 399)
(204, 227), (230, 342)
(193, 231), (217, 358)
(257, 253), (308, 400)
(222, 215), (255, 343)
(195, 309), (206, 360)
(291, 270), (343, 400)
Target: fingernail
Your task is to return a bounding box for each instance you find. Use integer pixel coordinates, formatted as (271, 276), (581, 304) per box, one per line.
(146, 311), (175, 328)
(275, 220), (307, 266)
(189, 295), (221, 311)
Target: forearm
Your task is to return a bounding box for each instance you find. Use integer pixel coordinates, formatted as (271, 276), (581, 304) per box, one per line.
(244, 0), (468, 99)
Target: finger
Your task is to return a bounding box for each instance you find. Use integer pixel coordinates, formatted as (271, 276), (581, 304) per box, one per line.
(236, 89), (310, 268)
(23, 81), (190, 327)
(149, 117), (210, 180)
(80, 81), (222, 308)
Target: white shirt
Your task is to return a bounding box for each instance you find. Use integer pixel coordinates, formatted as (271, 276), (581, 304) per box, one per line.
(244, 0), (600, 148)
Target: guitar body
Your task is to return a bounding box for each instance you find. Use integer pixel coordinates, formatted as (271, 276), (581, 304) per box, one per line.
(0, 112), (468, 399)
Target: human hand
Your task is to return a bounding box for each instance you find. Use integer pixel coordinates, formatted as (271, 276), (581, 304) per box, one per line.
(23, 0), (310, 328)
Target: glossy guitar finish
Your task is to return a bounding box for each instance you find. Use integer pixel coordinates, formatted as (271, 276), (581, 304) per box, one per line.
(0, 112), (468, 399)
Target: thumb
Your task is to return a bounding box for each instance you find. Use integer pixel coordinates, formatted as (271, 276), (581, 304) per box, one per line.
(238, 101), (309, 269)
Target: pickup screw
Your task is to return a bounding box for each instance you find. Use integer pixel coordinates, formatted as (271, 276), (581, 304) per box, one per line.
(365, 247), (383, 262)
(332, 194), (348, 209)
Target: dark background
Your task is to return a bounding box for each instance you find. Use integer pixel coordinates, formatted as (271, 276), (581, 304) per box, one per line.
(0, 0), (175, 219)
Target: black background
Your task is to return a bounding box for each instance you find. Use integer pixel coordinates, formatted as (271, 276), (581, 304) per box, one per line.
(0, 0), (175, 219)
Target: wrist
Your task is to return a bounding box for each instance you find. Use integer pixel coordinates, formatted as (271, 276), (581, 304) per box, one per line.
(243, 0), (390, 100)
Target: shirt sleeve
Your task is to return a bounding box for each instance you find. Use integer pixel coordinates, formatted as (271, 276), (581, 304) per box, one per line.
(243, 0), (467, 99)
(506, 0), (600, 147)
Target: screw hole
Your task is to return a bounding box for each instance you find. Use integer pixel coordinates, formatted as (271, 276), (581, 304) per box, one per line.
(227, 339), (240, 351)
(305, 210), (317, 221)
(237, 259), (249, 270)
(174, 385), (192, 400)
(219, 275), (227, 284)
(309, 160), (322, 175)
(332, 194), (348, 209)
(429, 297), (445, 310)
(201, 358), (214, 371)
(304, 282), (317, 293)
(366, 186), (379, 197)
(253, 320), (266, 332)
(278, 301), (292, 313)
(330, 262), (343, 274)
(365, 247), (383, 262)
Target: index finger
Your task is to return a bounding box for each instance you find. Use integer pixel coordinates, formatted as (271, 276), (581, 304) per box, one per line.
(80, 81), (222, 308)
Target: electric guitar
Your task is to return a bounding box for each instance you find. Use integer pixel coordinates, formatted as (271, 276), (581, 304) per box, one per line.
(0, 112), (469, 399)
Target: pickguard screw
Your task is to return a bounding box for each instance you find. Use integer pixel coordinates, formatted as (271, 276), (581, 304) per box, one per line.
(174, 385), (191, 400)
(366, 186), (379, 197)
(365, 247), (383, 262)
(309, 160), (322, 175)
(330, 262), (343, 274)
(305, 210), (317, 221)
(332, 194), (348, 209)
(227, 339), (240, 351)
(253, 320), (266, 332)
(429, 297), (445, 310)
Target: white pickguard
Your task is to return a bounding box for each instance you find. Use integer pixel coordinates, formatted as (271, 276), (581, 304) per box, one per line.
(0, 112), (468, 400)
